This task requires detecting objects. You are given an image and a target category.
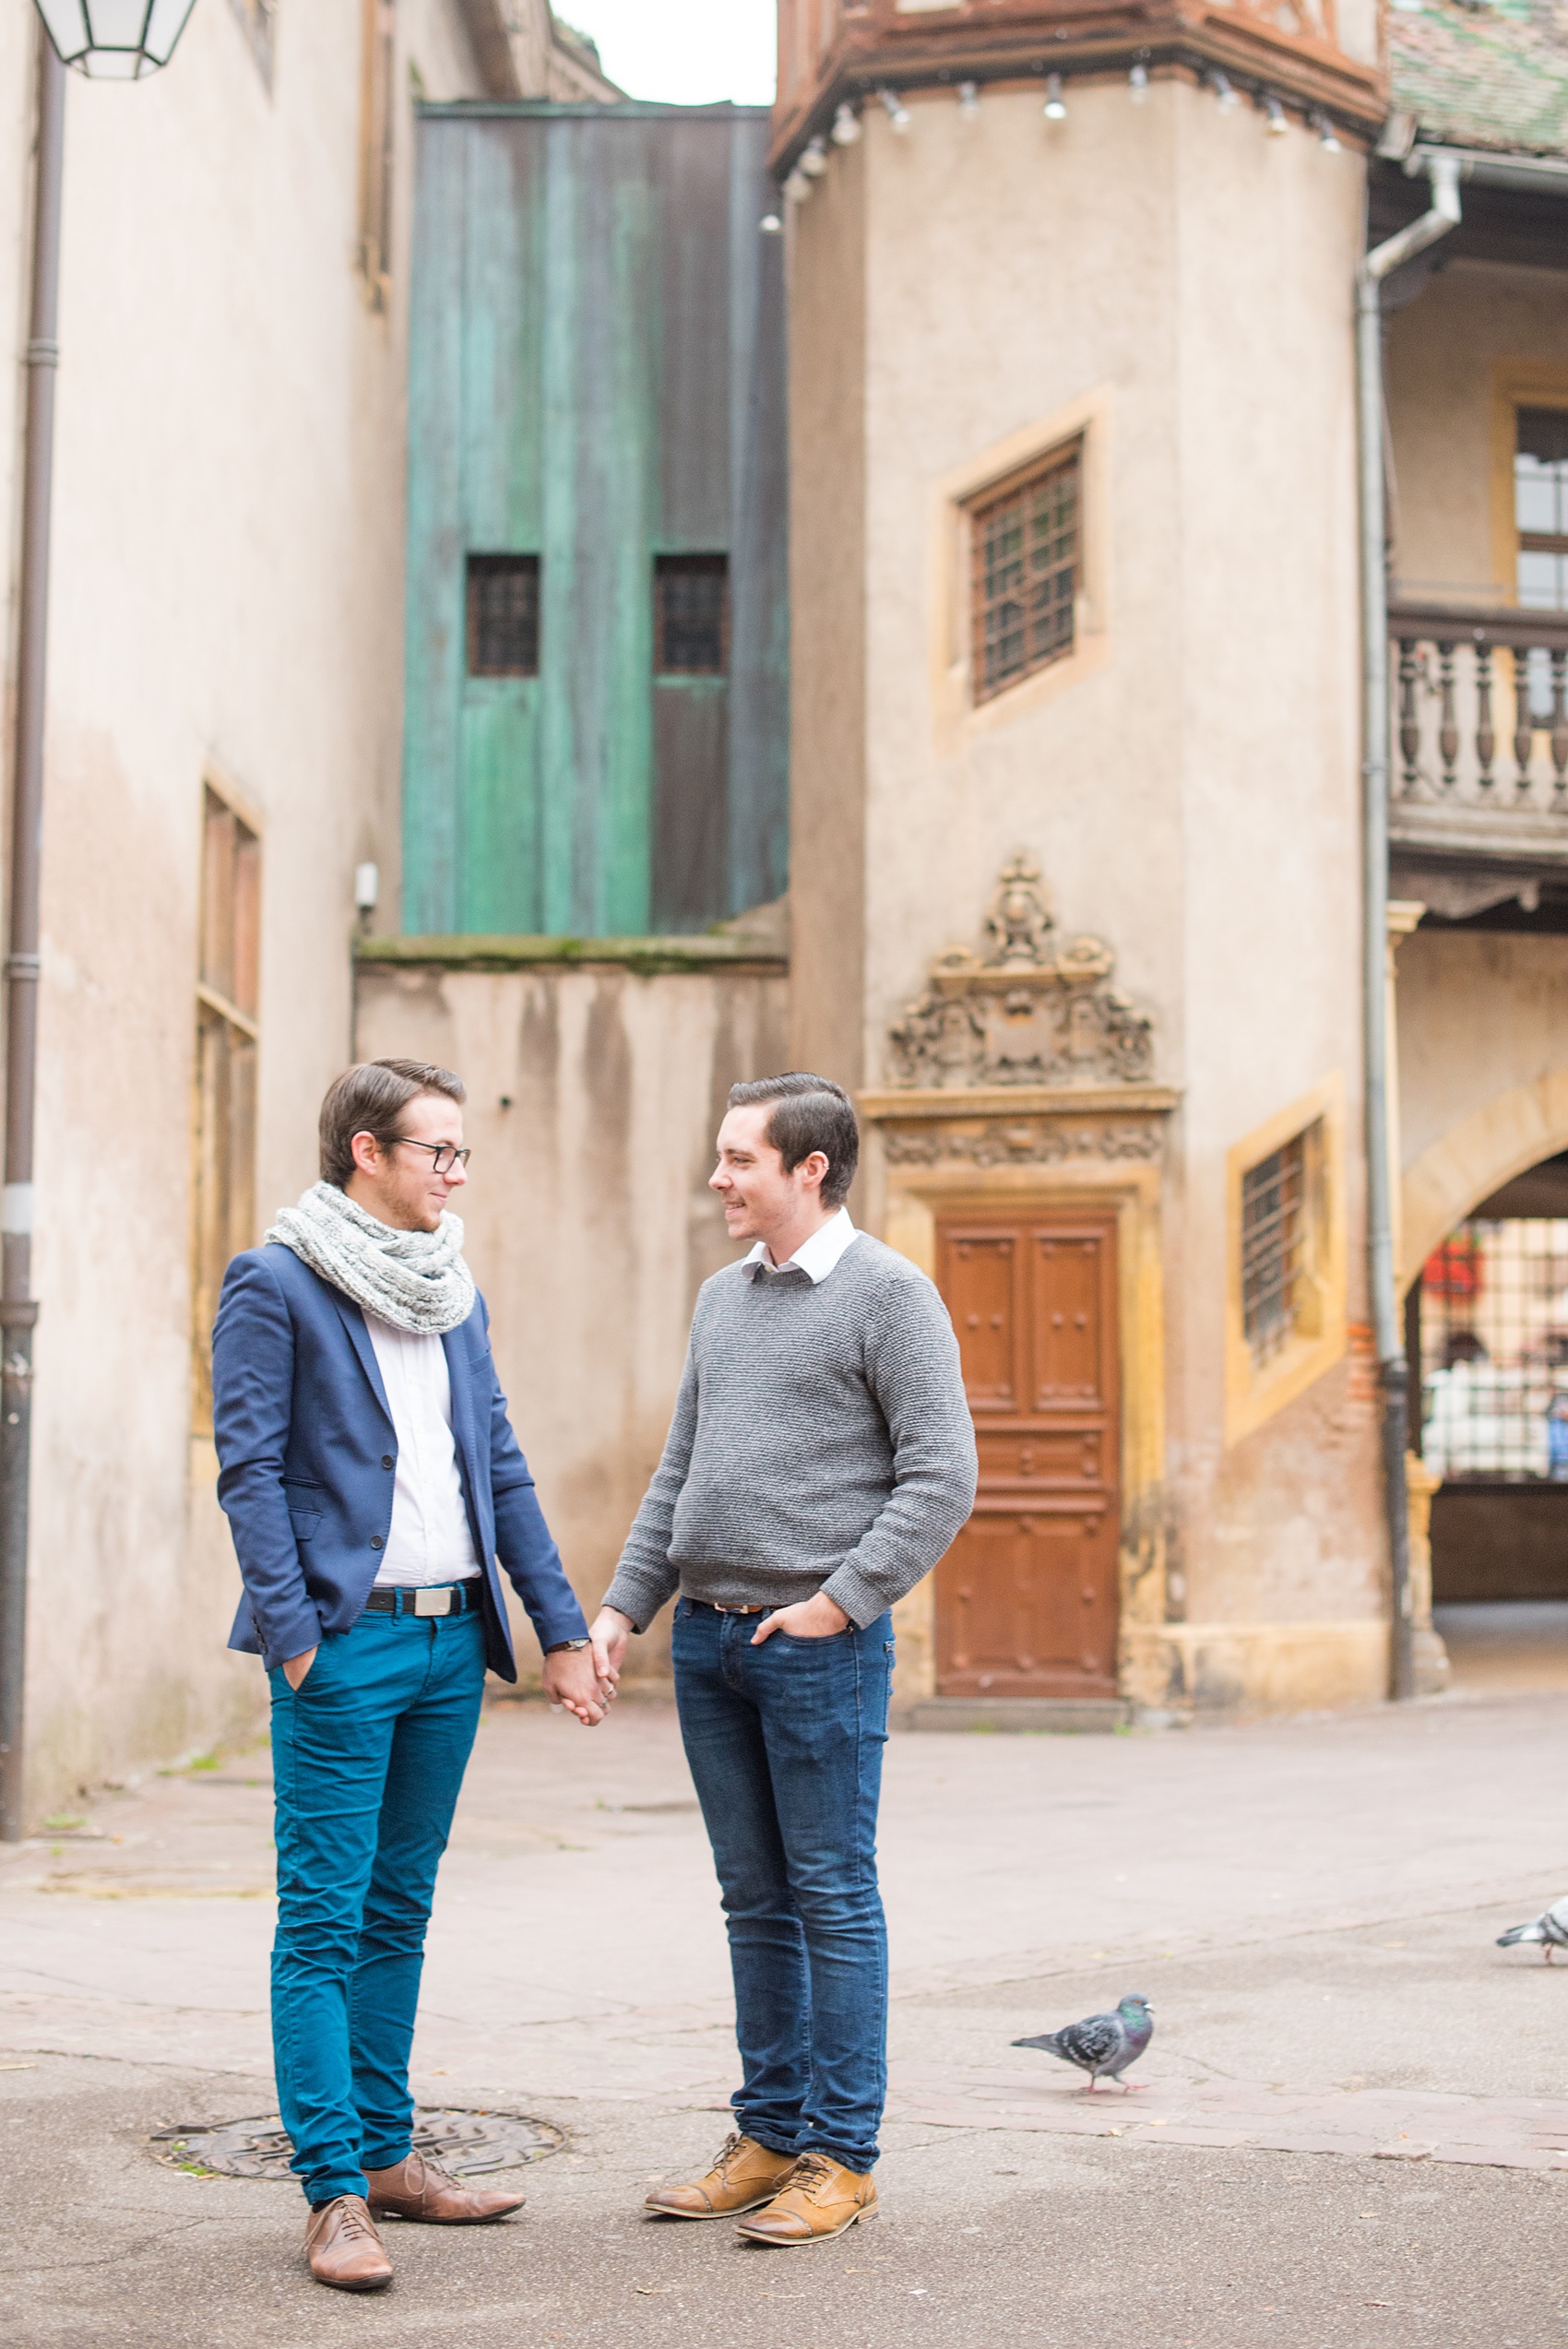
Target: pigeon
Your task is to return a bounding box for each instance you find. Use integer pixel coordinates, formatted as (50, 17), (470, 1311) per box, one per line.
(1496, 1895), (1568, 1963)
(1013, 1993), (1154, 2092)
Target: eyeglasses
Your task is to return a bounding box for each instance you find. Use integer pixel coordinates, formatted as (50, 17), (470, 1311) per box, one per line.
(391, 1136), (471, 1175)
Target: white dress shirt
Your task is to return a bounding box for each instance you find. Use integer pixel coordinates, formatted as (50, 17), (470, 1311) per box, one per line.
(362, 1311), (481, 1586)
(743, 1205), (861, 1285)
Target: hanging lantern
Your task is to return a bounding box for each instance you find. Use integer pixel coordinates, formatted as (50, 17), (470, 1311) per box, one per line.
(32, 0), (202, 80)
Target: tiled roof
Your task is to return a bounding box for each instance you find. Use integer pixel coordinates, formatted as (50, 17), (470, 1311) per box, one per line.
(1390, 0), (1568, 158)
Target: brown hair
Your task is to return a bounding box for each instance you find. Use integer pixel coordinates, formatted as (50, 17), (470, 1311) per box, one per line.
(319, 1059), (466, 1189)
(727, 1072), (860, 1209)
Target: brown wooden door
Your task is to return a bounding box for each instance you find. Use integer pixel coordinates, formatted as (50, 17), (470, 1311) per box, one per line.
(934, 1211), (1121, 1698)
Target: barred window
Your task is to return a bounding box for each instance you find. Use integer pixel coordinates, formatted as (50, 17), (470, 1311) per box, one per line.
(968, 444), (1080, 703)
(466, 555), (540, 678)
(655, 555), (729, 675)
(1241, 1128), (1313, 1367)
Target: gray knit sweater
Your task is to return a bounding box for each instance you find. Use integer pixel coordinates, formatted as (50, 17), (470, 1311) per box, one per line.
(604, 1234), (978, 1631)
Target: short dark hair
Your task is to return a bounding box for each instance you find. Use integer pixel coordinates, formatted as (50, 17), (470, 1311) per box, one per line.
(727, 1072), (859, 1209)
(319, 1059), (467, 1189)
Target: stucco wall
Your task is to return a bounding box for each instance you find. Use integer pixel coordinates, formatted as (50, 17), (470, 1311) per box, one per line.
(788, 76), (1381, 1657)
(0, 1), (492, 1816)
(1398, 928), (1568, 1276)
(1385, 258), (1568, 596)
(353, 961), (789, 1679)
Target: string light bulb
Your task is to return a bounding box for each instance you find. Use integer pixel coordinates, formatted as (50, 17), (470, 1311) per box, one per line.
(878, 87), (911, 133)
(1208, 69), (1239, 111)
(800, 136), (828, 177)
(1043, 73), (1066, 121)
(832, 101), (861, 147)
(1263, 95), (1288, 136)
(760, 213), (783, 235)
(1129, 63), (1149, 102)
(784, 167), (812, 205)
(1312, 109), (1342, 152)
(958, 79), (980, 119)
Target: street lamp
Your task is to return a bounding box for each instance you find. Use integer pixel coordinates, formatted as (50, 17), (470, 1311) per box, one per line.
(33, 0), (200, 79)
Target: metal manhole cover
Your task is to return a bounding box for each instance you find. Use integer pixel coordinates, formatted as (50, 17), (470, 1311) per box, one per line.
(149, 2106), (564, 2180)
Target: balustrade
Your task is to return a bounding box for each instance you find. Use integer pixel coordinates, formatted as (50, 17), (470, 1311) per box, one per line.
(1390, 602), (1568, 816)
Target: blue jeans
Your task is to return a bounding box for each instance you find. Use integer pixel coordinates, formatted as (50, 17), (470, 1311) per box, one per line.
(671, 1597), (894, 2175)
(267, 1604), (486, 2205)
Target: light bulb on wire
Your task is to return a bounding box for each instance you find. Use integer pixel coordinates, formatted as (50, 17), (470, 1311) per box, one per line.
(958, 79), (980, 120)
(1263, 95), (1288, 136)
(1043, 73), (1066, 121)
(1208, 69), (1239, 111)
(1129, 63), (1149, 102)
(801, 136), (828, 177)
(879, 88), (911, 134)
(832, 101), (861, 147)
(1312, 110), (1342, 152)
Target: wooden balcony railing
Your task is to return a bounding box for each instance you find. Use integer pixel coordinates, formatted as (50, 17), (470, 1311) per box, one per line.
(1390, 602), (1568, 818)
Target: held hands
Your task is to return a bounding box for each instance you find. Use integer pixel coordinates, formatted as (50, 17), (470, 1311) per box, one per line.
(543, 1643), (610, 1726)
(751, 1592), (849, 1644)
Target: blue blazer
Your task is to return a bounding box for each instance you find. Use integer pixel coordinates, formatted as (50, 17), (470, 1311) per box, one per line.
(212, 1242), (588, 1679)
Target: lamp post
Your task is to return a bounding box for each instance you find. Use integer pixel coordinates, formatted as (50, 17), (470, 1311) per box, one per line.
(0, 3), (203, 1841)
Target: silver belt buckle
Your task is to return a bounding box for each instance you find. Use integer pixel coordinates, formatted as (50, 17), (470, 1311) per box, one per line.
(413, 1586), (453, 1618)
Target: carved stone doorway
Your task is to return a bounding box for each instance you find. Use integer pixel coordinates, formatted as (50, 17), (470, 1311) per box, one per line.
(933, 1206), (1121, 1699)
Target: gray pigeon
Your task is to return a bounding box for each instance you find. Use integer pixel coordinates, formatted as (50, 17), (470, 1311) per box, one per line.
(1013, 1993), (1154, 2091)
(1496, 1894), (1568, 1963)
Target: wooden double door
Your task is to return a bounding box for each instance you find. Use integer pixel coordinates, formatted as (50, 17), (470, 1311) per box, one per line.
(934, 1210), (1121, 1699)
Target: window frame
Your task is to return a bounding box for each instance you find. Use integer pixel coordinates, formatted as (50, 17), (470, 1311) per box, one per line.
(966, 439), (1083, 706)
(1225, 1074), (1348, 1447)
(465, 552), (541, 680)
(653, 552), (731, 678)
(191, 777), (262, 1437)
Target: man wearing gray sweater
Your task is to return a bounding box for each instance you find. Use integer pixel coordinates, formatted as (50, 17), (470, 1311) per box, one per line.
(589, 1073), (977, 2246)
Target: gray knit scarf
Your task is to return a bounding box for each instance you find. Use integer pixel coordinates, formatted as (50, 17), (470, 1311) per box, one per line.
(267, 1181), (476, 1336)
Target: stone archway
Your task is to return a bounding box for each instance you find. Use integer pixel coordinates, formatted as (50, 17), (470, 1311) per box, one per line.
(1402, 1070), (1568, 1287)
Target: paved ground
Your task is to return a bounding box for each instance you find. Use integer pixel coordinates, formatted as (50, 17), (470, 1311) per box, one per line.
(4, 1656), (1567, 2346)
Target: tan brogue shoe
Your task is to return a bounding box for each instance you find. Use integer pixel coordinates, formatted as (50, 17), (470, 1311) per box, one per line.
(643, 2130), (798, 2219)
(734, 2152), (878, 2246)
(364, 2147), (527, 2224)
(304, 2194), (393, 2290)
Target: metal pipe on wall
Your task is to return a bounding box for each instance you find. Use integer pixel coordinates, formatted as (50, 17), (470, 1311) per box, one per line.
(1355, 150), (1460, 1706)
(0, 41), (65, 1842)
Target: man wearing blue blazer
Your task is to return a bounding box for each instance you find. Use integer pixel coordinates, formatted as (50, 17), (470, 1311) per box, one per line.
(214, 1057), (605, 2292)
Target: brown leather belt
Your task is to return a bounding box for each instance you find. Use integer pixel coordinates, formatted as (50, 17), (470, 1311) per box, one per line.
(363, 1582), (483, 1619)
(697, 1599), (766, 1616)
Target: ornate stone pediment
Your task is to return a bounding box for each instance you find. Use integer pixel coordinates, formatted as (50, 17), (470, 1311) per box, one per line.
(886, 852), (1154, 1090)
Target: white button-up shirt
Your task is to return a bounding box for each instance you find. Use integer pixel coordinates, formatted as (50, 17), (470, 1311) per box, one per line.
(362, 1311), (481, 1586)
(743, 1205), (861, 1284)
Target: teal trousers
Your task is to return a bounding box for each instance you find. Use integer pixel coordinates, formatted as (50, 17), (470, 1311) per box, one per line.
(267, 1605), (485, 2204)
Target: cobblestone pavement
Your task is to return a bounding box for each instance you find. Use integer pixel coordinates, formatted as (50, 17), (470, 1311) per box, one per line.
(3, 1686), (1565, 2345)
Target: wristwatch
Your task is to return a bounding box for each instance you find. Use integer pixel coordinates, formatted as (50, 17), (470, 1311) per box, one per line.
(545, 1637), (591, 1654)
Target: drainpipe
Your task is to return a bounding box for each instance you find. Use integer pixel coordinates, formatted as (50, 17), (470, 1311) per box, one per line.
(1356, 149), (1460, 1703)
(0, 43), (65, 1842)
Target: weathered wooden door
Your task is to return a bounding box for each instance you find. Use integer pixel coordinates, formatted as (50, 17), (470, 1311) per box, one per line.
(934, 1212), (1121, 1699)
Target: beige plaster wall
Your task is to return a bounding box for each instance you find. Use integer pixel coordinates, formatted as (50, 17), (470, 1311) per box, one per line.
(1385, 259), (1568, 598)
(788, 76), (1381, 1662)
(0, 0), (491, 1817)
(354, 964), (789, 1680)
(1398, 929), (1568, 1277)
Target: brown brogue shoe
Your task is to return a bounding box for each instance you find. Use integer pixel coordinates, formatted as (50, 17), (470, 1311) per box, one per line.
(644, 2130), (798, 2219)
(363, 2148), (527, 2224)
(304, 2194), (393, 2290)
(735, 2152), (878, 2246)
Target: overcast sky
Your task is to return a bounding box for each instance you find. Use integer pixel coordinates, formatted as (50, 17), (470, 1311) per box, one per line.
(560, 1), (778, 104)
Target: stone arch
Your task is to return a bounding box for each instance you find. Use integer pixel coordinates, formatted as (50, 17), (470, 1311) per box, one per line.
(1402, 1069), (1568, 1283)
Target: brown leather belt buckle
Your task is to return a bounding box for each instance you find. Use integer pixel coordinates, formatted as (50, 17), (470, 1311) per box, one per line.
(712, 1602), (765, 1615)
